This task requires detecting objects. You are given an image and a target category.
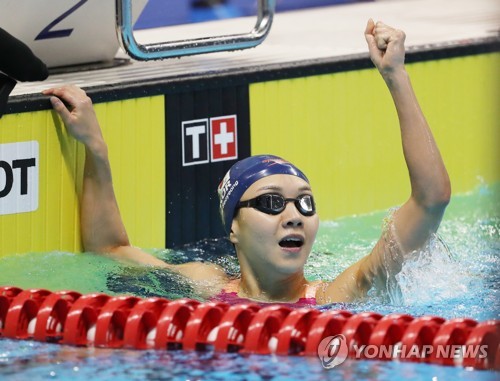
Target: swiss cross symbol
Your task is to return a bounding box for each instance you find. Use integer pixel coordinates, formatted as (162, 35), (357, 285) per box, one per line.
(211, 115), (237, 162)
(182, 115), (238, 166)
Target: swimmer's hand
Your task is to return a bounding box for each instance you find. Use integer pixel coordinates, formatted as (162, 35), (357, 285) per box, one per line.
(43, 85), (104, 150)
(364, 19), (406, 78)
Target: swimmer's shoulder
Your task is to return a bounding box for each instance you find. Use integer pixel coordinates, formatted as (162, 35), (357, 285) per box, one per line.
(314, 258), (371, 304)
(172, 261), (229, 285)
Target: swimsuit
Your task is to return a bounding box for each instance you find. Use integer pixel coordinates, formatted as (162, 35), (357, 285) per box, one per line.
(210, 282), (318, 307)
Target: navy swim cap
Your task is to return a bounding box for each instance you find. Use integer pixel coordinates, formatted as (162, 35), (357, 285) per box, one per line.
(217, 155), (309, 233)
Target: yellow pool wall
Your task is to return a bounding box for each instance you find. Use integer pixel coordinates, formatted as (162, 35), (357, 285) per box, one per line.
(0, 52), (498, 256)
(250, 53), (500, 219)
(0, 96), (165, 255)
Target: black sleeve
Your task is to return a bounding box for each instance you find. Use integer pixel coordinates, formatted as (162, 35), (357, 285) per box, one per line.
(0, 27), (49, 82)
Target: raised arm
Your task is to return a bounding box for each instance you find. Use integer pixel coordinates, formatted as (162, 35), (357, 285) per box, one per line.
(365, 20), (451, 250)
(319, 20), (451, 303)
(43, 85), (167, 266)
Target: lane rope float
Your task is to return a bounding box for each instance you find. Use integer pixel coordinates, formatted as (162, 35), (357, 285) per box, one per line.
(0, 286), (498, 370)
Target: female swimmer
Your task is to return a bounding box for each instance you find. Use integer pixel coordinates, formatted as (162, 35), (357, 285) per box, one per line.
(43, 20), (451, 305)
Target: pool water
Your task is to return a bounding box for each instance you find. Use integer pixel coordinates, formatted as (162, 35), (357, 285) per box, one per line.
(0, 183), (498, 380)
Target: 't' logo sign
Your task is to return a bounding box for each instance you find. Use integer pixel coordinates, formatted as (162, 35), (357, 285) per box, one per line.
(182, 119), (209, 166)
(182, 115), (238, 166)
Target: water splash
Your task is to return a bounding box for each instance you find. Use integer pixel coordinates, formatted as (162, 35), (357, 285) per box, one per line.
(393, 234), (467, 305)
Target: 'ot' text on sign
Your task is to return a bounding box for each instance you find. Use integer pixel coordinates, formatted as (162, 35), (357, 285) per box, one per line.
(0, 141), (39, 215)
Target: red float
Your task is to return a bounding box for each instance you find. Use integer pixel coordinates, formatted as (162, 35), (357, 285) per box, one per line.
(3, 288), (52, 339)
(0, 286), (498, 371)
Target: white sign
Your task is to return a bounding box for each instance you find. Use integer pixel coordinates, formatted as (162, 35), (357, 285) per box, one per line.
(0, 141), (39, 215)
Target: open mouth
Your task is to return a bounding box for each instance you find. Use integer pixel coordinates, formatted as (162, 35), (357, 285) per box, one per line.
(279, 236), (304, 248)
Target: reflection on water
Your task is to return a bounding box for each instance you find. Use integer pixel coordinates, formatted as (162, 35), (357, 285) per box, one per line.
(1, 338), (499, 381)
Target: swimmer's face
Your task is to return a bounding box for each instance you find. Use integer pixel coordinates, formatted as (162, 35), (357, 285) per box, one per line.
(230, 174), (319, 275)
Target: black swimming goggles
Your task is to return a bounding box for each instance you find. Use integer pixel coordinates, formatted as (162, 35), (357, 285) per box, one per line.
(236, 193), (316, 216)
